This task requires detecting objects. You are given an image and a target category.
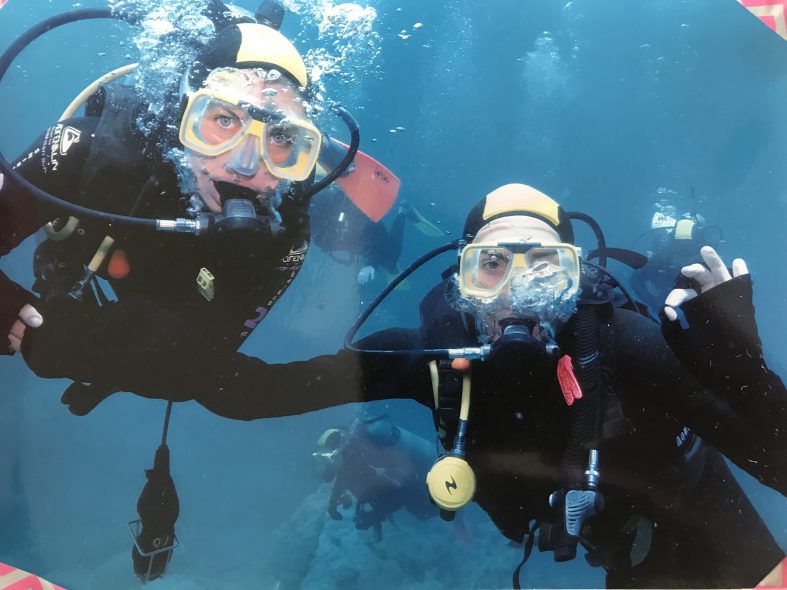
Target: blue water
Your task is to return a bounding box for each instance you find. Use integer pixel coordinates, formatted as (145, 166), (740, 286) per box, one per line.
(0, 1), (785, 588)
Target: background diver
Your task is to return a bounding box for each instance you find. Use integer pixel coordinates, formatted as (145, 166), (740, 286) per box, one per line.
(309, 183), (443, 294)
(43, 183), (787, 588)
(629, 207), (722, 316)
(312, 414), (439, 541)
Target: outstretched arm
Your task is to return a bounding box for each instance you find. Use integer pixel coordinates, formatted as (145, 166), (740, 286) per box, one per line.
(21, 296), (432, 419)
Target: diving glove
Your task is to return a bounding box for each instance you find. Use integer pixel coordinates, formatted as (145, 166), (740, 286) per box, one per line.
(661, 274), (785, 428)
(0, 269), (37, 355)
(662, 275), (763, 389)
(21, 296), (204, 402)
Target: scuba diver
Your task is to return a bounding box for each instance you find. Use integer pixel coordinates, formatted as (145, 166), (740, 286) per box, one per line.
(26, 183), (787, 588)
(0, 2), (373, 404)
(309, 184), (443, 293)
(630, 209), (722, 315)
(312, 414), (438, 541)
(0, 0), (386, 581)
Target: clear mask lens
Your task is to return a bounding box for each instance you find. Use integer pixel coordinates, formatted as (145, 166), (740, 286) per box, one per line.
(262, 118), (321, 180)
(180, 92), (322, 181)
(459, 243), (580, 299)
(454, 242), (581, 341)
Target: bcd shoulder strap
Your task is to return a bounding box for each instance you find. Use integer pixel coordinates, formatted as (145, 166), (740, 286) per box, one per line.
(77, 85), (152, 216)
(428, 359), (463, 452)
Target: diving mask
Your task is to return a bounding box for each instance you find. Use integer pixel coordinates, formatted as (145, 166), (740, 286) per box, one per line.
(179, 90), (322, 181)
(458, 242), (581, 300)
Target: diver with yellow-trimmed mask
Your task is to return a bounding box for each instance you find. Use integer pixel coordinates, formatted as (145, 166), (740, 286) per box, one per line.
(0, 2), (390, 581)
(34, 183), (787, 588)
(1, 2), (388, 398)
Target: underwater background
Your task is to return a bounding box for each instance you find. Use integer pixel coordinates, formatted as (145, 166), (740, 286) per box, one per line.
(0, 0), (785, 588)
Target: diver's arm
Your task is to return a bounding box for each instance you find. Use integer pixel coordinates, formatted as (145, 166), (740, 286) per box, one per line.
(613, 307), (787, 495)
(661, 250), (786, 426)
(197, 331), (433, 420)
(327, 472), (350, 520)
(22, 299), (433, 419)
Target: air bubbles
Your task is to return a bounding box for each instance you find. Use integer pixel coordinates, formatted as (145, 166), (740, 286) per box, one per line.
(266, 69), (283, 82)
(296, 2), (381, 98)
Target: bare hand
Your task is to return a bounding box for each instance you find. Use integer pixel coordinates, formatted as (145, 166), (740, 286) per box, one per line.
(8, 303), (43, 352)
(663, 246), (748, 322)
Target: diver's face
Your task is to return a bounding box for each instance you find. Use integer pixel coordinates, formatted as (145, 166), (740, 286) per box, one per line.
(186, 70), (310, 213)
(471, 216), (565, 342)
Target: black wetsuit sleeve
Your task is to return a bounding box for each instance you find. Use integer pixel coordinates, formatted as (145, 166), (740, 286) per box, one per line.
(195, 329), (434, 420)
(613, 304), (787, 495)
(0, 119), (96, 350)
(21, 297), (433, 419)
(661, 275), (786, 432)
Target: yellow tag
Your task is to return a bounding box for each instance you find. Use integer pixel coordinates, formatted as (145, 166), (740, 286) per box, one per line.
(196, 267), (215, 301)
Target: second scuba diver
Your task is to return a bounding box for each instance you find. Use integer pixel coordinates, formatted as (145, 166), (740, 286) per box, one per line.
(1, 6), (365, 409)
(0, 4), (368, 579)
(26, 183), (787, 588)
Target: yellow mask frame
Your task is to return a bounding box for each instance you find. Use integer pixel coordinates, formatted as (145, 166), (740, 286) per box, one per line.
(179, 89), (322, 181)
(458, 241), (582, 300)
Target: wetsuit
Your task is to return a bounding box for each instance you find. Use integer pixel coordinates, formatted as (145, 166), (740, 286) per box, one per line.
(0, 91), (311, 371)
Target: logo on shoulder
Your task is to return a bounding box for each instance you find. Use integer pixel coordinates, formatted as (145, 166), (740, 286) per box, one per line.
(60, 126), (81, 155)
(445, 476), (458, 494)
(282, 241), (309, 264)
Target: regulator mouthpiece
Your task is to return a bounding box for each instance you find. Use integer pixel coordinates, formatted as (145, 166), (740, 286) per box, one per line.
(213, 181), (268, 234)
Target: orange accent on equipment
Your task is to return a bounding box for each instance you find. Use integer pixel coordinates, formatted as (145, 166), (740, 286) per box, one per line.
(107, 248), (130, 279)
(451, 358), (472, 372)
(0, 562), (67, 590)
(739, 0), (787, 40)
(332, 140), (400, 222)
(556, 355), (583, 406)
